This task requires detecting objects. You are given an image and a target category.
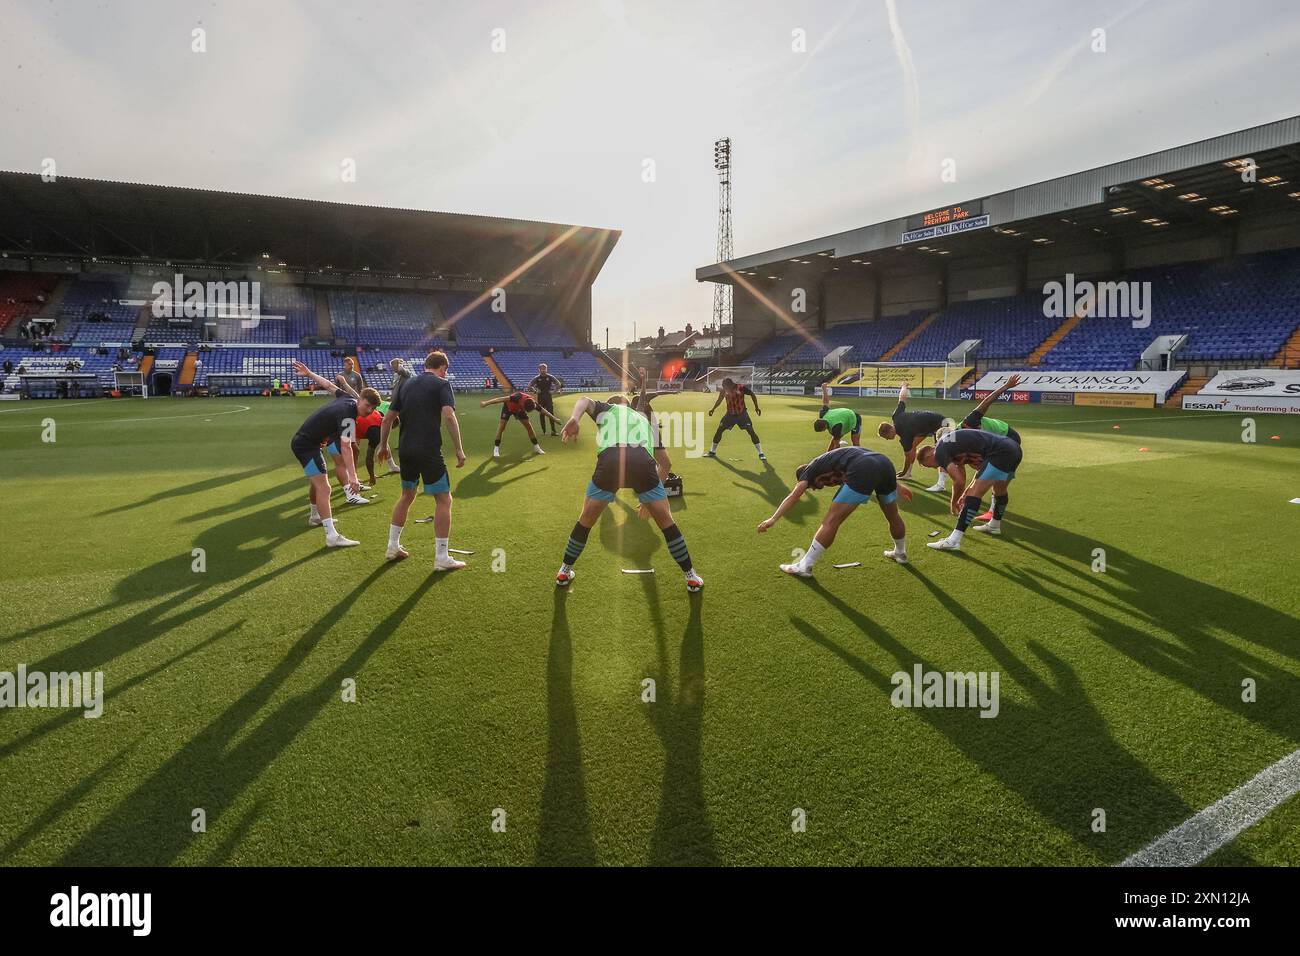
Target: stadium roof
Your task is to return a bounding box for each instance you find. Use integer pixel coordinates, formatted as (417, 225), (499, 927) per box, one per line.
(0, 172), (620, 288)
(697, 115), (1300, 284)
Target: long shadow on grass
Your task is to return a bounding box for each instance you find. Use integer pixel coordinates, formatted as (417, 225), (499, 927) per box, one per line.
(1, 498), (323, 675)
(92, 466), (267, 517)
(57, 562), (435, 865)
(453, 457), (547, 500)
(536, 590), (596, 865)
(714, 457), (814, 520)
(791, 575), (1193, 864)
(647, 594), (716, 865)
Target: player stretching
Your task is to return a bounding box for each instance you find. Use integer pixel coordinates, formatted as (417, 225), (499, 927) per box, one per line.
(289, 362), (380, 547)
(296, 361), (372, 507)
(482, 390), (559, 458)
(757, 446), (913, 576)
(556, 396), (703, 592)
(877, 380), (945, 489)
(812, 381), (862, 452)
(378, 350), (467, 567)
(929, 373), (1024, 495)
(528, 363), (563, 437)
(918, 428), (1023, 552)
(705, 377), (765, 460)
(631, 366), (677, 479)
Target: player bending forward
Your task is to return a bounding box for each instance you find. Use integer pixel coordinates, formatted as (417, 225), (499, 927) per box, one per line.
(928, 374), (1023, 495)
(758, 446), (913, 576)
(481, 389), (559, 458)
(812, 381), (862, 451)
(556, 396), (703, 592)
(877, 380), (946, 489)
(705, 377), (765, 460)
(378, 350), (467, 568)
(289, 362), (380, 547)
(918, 428), (1023, 552)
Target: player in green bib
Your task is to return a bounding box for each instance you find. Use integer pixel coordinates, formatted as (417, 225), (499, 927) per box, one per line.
(813, 382), (863, 452)
(556, 396), (703, 593)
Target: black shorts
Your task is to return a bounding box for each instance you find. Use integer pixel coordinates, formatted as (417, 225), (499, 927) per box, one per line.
(291, 434), (328, 477)
(399, 449), (450, 493)
(719, 411), (752, 431)
(500, 407), (529, 422)
(587, 446), (665, 502)
(835, 452), (899, 504)
(1006, 427), (1022, 446)
(536, 393), (555, 411)
(364, 424), (381, 444)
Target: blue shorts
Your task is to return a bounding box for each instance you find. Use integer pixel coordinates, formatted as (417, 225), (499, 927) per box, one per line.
(291, 435), (328, 477)
(978, 462), (1016, 482)
(586, 479), (667, 504)
(400, 450), (450, 494)
(325, 441), (341, 456)
(832, 484), (898, 506)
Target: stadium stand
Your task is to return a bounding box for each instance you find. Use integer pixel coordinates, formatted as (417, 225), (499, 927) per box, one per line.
(1039, 249), (1300, 369)
(490, 349), (620, 390)
(439, 293), (517, 347)
(58, 276), (140, 345)
(0, 273), (57, 334)
(511, 301), (580, 348)
(327, 290), (444, 348)
(892, 293), (1060, 363)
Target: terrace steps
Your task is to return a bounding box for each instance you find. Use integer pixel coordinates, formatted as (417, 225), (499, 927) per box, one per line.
(177, 351), (198, 388)
(315, 290), (332, 339)
(1028, 310), (1086, 366)
(483, 352), (510, 391)
(1168, 375), (1209, 408)
(1270, 324), (1300, 368)
(880, 311), (937, 361)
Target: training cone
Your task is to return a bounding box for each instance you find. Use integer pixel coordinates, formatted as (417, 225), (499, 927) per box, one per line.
(1270, 435), (1281, 441)
(1138, 447), (1149, 452)
(977, 510), (995, 521)
(1113, 425), (1121, 430)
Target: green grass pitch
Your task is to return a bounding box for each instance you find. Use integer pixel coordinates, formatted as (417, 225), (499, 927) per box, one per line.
(1, 390), (1298, 866)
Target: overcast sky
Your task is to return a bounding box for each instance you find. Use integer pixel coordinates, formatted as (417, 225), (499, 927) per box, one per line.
(2, 0), (1299, 345)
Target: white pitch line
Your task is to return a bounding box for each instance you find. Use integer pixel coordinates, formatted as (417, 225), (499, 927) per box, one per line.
(1036, 412), (1224, 426)
(0, 404), (250, 430)
(0, 400), (100, 414)
(1118, 747), (1300, 867)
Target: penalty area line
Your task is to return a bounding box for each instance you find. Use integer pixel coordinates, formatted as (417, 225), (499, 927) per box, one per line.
(0, 404), (251, 430)
(1117, 747), (1300, 867)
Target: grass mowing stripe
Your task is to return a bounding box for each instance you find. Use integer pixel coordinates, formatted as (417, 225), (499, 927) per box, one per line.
(1119, 748), (1300, 867)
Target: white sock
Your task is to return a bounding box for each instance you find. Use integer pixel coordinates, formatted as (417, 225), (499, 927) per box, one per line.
(436, 537), (449, 560)
(323, 517), (337, 536)
(803, 539), (827, 569)
(949, 528), (965, 542)
(892, 536), (907, 555)
(533, 443), (543, 452)
(934, 472), (946, 489)
(310, 504), (320, 518)
(388, 524), (403, 548)
(755, 443), (764, 455)
(986, 518), (1001, 529)
(709, 443), (718, 453)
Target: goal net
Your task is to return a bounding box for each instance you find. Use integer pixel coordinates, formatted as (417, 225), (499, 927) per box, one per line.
(840, 361), (962, 399)
(701, 365), (755, 392)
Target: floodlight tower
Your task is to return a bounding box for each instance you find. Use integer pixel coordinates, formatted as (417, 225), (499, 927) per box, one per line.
(712, 137), (733, 332)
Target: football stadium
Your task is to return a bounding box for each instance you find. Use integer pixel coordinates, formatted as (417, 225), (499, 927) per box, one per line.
(1, 0), (1299, 930)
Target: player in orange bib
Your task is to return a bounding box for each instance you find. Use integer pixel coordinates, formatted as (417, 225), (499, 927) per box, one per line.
(481, 389), (561, 459)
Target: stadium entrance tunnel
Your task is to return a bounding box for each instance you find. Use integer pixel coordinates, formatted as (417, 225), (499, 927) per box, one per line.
(153, 373), (173, 396)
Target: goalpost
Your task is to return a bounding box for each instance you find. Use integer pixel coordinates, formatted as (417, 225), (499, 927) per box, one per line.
(701, 365), (755, 392)
(841, 361), (955, 399)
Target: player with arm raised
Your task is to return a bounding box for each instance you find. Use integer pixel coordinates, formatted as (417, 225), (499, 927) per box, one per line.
(527, 363), (563, 437)
(705, 377), (765, 460)
(294, 360), (373, 507)
(918, 427), (1023, 552)
(930, 373), (1024, 499)
(481, 389), (559, 459)
(876, 380), (945, 487)
(758, 446), (913, 576)
(555, 396), (703, 593)
(289, 361), (380, 547)
(377, 350), (467, 567)
(812, 381), (862, 452)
